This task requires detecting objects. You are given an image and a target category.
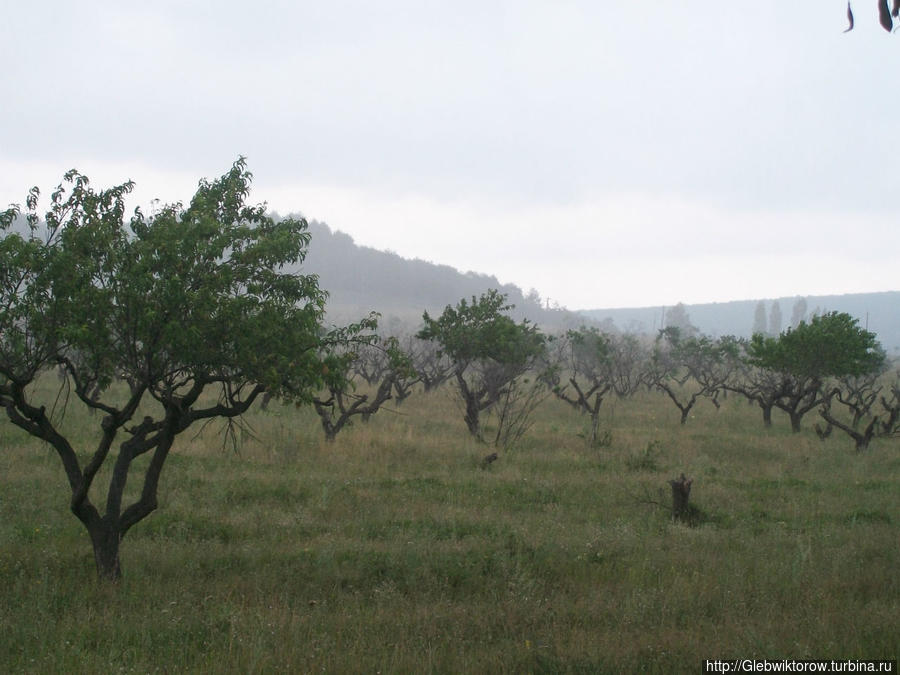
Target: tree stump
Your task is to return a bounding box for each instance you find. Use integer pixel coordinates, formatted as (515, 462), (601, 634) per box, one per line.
(668, 473), (693, 523)
(481, 452), (498, 470)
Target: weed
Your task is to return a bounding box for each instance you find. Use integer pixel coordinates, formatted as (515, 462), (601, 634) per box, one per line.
(626, 440), (662, 472)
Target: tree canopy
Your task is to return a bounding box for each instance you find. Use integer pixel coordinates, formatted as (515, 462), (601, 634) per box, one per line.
(418, 290), (547, 444)
(0, 158), (373, 580)
(748, 312), (884, 380)
(418, 289), (545, 368)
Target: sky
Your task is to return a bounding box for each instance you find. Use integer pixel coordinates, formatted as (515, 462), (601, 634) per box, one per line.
(2, 1), (898, 310)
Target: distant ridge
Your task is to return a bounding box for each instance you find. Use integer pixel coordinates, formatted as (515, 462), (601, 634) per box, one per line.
(579, 291), (900, 353)
(297, 217), (898, 350)
(298, 219), (583, 331)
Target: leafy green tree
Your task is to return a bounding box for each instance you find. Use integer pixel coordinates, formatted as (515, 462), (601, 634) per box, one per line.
(747, 312), (884, 432)
(0, 159), (373, 580)
(417, 290), (546, 444)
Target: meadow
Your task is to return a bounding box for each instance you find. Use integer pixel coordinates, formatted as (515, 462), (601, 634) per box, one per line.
(1, 381), (898, 673)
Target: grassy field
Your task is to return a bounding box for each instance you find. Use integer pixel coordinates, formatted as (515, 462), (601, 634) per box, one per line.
(1, 382), (898, 673)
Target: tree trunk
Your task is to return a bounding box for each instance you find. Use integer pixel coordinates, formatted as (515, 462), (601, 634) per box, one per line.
(760, 403), (772, 427)
(457, 372), (483, 442)
(669, 473), (693, 523)
(88, 520), (122, 582)
(588, 412), (600, 446)
(259, 392), (273, 411)
(789, 411), (803, 433)
(463, 399), (482, 441)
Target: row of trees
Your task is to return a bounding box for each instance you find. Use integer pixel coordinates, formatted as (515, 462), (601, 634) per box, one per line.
(1, 162), (895, 582)
(341, 294), (895, 453)
(572, 315), (894, 448)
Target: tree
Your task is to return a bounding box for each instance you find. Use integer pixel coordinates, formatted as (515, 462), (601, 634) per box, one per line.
(0, 159), (373, 581)
(551, 328), (614, 446)
(790, 297), (807, 329)
(552, 327), (646, 446)
(408, 336), (453, 393)
(312, 337), (416, 441)
(665, 302), (698, 338)
(646, 328), (731, 425)
(417, 290), (546, 445)
(752, 301), (767, 336)
(819, 372), (900, 452)
(747, 312), (884, 432)
(722, 339), (787, 428)
(768, 301), (782, 337)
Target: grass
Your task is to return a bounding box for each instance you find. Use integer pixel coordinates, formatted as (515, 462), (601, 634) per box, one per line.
(1, 382), (899, 672)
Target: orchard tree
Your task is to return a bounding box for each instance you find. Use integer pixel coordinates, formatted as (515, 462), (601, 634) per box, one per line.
(312, 337), (416, 441)
(417, 290), (547, 445)
(0, 159), (373, 581)
(552, 327), (646, 446)
(408, 335), (453, 393)
(551, 327), (614, 446)
(360, 332), (441, 402)
(818, 364), (897, 451)
(826, 367), (889, 431)
(747, 312), (884, 432)
(722, 340), (788, 428)
(646, 328), (731, 425)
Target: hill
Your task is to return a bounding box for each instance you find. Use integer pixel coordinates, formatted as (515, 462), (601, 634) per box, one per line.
(298, 217), (899, 350)
(580, 292), (900, 353)
(299, 219), (583, 332)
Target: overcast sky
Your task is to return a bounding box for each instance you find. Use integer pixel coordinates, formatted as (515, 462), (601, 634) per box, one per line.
(2, 2), (897, 309)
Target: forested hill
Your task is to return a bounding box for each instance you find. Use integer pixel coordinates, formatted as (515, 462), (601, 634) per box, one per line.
(297, 216), (899, 350)
(580, 292), (900, 353)
(297, 219), (582, 331)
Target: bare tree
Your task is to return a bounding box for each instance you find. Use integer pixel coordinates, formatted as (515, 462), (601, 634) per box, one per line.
(646, 328), (730, 425)
(551, 328), (647, 446)
(724, 350), (787, 428)
(819, 372), (900, 451)
(313, 339), (415, 441)
(408, 336), (453, 393)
